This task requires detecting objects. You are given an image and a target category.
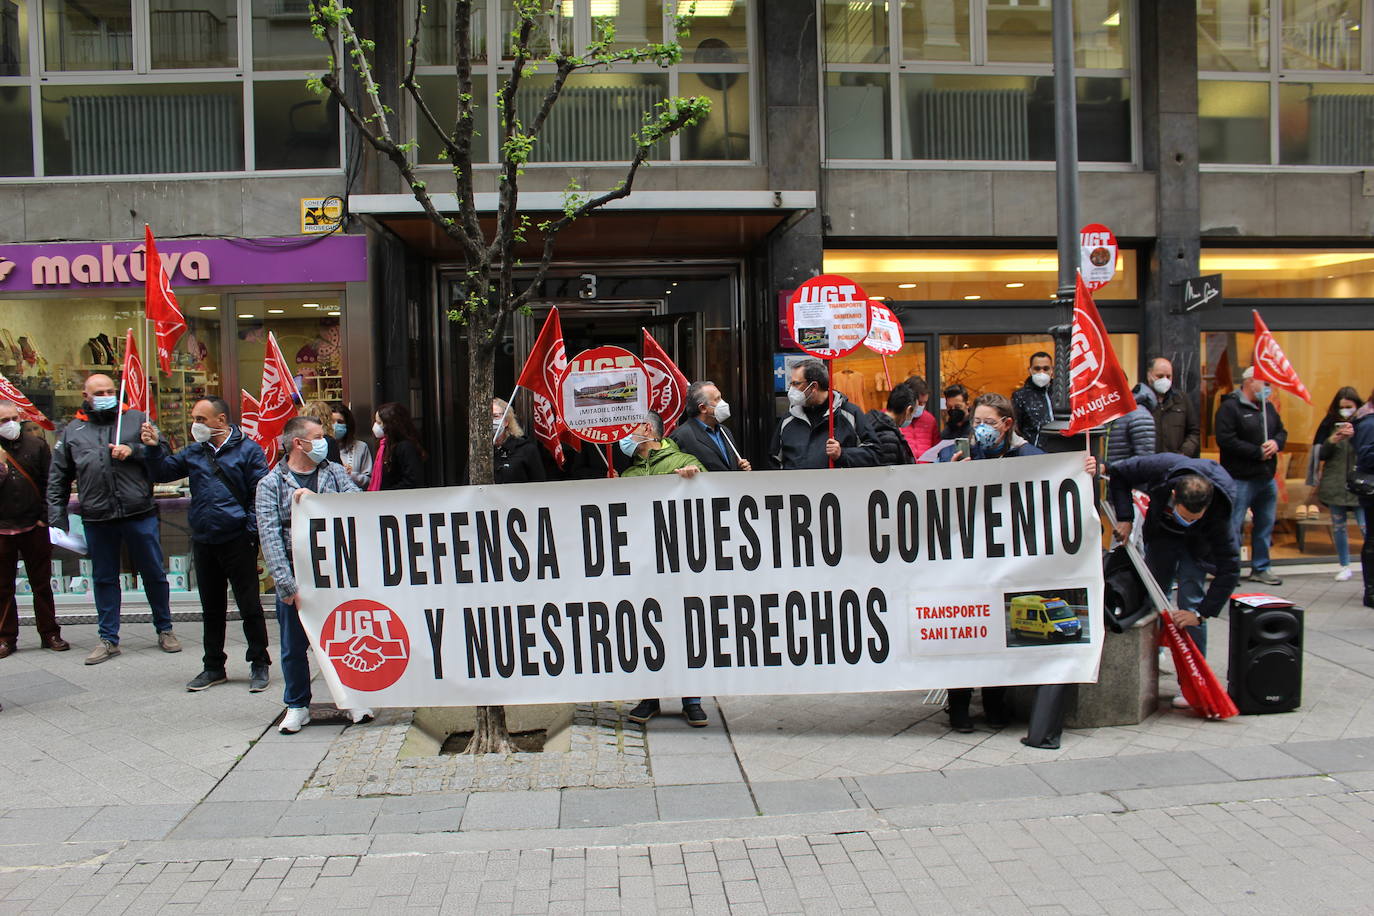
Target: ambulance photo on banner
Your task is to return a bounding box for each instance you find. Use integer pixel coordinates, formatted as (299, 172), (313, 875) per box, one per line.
(289, 454), (1104, 710)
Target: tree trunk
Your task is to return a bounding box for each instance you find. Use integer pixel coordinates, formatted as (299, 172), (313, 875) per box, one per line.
(463, 305), (512, 754)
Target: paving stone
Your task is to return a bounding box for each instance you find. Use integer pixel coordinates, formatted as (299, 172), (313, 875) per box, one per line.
(460, 790), (561, 830)
(656, 783), (757, 822)
(1282, 738), (1374, 774)
(559, 787), (659, 828)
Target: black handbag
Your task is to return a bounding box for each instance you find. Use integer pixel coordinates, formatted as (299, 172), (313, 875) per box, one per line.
(1102, 546), (1155, 634)
(1346, 447), (1374, 498)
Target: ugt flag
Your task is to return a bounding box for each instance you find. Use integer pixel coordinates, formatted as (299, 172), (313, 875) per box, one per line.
(0, 371), (54, 430)
(642, 328), (689, 434)
(120, 328), (154, 420)
(1251, 311), (1311, 404)
(240, 390), (272, 463)
(516, 308), (572, 467)
(144, 225), (186, 375)
(1064, 273), (1136, 435)
(255, 332), (298, 464)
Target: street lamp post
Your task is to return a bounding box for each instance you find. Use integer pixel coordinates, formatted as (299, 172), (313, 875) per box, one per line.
(1047, 0), (1079, 442)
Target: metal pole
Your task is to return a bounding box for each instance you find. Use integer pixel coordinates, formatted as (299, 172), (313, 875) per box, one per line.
(1050, 0), (1080, 420)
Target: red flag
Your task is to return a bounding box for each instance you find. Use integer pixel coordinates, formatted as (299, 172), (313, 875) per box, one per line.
(120, 329), (155, 420)
(515, 308), (572, 467)
(0, 371), (54, 431)
(240, 389), (277, 464)
(1063, 274), (1137, 435)
(255, 332), (298, 463)
(1159, 610), (1238, 719)
(641, 329), (690, 434)
(144, 225), (186, 375)
(1251, 311), (1311, 404)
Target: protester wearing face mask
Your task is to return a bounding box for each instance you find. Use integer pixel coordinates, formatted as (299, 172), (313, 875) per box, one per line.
(770, 359), (879, 470)
(141, 397), (272, 693)
(1215, 366), (1287, 587)
(936, 393), (1097, 731)
(302, 400), (343, 465)
(619, 412), (709, 727)
(1313, 387), (1366, 582)
(1134, 357), (1199, 457)
(255, 416), (371, 734)
(47, 373), (180, 665)
(670, 381), (751, 472)
(491, 397), (546, 484)
(368, 402), (427, 491)
(0, 399), (68, 658)
(863, 382), (918, 465)
(939, 384), (973, 441)
(898, 376), (939, 458)
(1104, 394), (1157, 468)
(331, 403), (373, 488)
(1011, 351), (1056, 448)
(1109, 455), (1240, 707)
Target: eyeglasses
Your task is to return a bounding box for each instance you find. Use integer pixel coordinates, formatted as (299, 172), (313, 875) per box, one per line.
(971, 418), (1003, 428)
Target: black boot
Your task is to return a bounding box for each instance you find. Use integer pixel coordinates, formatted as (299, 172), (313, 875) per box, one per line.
(946, 688), (974, 733)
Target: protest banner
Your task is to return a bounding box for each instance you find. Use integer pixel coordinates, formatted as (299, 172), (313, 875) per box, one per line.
(291, 453), (1104, 710)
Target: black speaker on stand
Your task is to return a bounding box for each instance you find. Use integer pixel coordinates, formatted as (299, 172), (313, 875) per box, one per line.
(1228, 595), (1303, 714)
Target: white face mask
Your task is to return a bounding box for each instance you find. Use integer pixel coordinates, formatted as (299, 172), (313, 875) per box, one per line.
(1340, 407), (1356, 419)
(787, 385), (811, 409)
(1151, 376), (1172, 395)
(1030, 372), (1051, 388)
(712, 400), (731, 423)
(0, 420), (21, 441)
(911, 404), (925, 418)
(191, 422), (214, 443)
(492, 418), (504, 434)
(372, 422), (385, 439)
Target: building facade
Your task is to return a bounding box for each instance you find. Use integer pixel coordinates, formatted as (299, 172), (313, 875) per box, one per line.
(2, 0), (1371, 566)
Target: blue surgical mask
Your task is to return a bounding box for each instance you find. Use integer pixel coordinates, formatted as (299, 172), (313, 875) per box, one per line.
(1172, 509), (1197, 528)
(973, 422), (1002, 451)
(306, 437), (329, 464)
(333, 423), (348, 440)
(92, 395), (118, 411)
(619, 436), (641, 457)
(1260, 385), (1272, 401)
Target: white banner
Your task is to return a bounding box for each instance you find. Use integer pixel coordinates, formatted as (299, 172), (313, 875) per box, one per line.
(292, 454), (1104, 709)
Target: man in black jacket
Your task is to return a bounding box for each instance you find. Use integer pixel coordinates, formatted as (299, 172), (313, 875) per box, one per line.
(1215, 367), (1287, 586)
(47, 374), (180, 665)
(769, 360), (878, 469)
(0, 400), (69, 657)
(863, 383), (917, 465)
(142, 397), (272, 692)
(1138, 357), (1200, 456)
(1011, 351), (1055, 448)
(670, 381), (751, 472)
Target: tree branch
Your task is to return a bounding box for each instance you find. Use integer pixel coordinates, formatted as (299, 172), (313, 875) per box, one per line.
(402, 0), (461, 165)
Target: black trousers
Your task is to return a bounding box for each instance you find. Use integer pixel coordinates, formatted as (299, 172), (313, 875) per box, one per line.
(948, 686), (1008, 715)
(193, 533), (271, 671)
(1363, 497), (1374, 594)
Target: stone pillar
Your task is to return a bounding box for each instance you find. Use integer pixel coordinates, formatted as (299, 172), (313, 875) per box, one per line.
(1139, 0), (1202, 390)
(1064, 614), (1162, 728)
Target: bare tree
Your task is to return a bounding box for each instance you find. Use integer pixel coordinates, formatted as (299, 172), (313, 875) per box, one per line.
(308, 0), (709, 753)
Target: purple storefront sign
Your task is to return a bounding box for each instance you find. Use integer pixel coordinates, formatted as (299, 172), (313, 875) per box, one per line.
(0, 235), (367, 293)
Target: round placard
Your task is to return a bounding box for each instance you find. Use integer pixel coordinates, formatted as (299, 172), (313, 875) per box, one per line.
(786, 274), (872, 359)
(557, 345), (652, 444)
(862, 300), (904, 355)
(1079, 223), (1118, 292)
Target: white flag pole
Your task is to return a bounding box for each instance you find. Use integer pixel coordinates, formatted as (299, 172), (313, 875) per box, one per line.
(493, 385), (519, 445)
(114, 332), (129, 447)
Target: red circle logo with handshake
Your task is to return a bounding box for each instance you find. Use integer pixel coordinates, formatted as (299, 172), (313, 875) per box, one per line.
(320, 599), (411, 692)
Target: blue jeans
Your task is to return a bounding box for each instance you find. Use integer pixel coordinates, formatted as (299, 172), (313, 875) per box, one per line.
(1147, 537), (1209, 656)
(84, 514), (173, 644)
(1329, 505), (1368, 568)
(277, 597), (312, 709)
(1231, 477), (1278, 574)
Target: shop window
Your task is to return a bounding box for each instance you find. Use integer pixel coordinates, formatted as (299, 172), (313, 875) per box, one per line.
(40, 82), (245, 175)
(939, 332), (1137, 411)
(254, 78), (339, 170)
(1199, 328), (1371, 561)
(150, 0), (237, 70)
(43, 0), (133, 71)
(1200, 247), (1374, 297)
(827, 0), (1131, 163)
(0, 87), (32, 176)
(830, 345), (927, 416)
(823, 247), (1138, 302)
(250, 0), (319, 71)
(235, 296), (345, 405)
(2, 0), (29, 76)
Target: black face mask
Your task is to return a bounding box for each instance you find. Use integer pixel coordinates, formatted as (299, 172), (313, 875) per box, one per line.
(946, 408), (966, 425)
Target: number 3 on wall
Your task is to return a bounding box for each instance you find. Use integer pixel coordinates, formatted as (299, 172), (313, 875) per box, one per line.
(579, 273), (597, 300)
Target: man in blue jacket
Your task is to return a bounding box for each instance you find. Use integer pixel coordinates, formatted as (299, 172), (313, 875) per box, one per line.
(1108, 454), (1241, 706)
(142, 397), (272, 692)
(1353, 403), (1374, 609)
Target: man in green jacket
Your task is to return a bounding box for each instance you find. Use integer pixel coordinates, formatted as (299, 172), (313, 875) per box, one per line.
(620, 412), (709, 726)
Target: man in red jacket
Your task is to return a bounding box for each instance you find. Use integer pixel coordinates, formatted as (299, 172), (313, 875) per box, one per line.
(899, 376), (939, 458)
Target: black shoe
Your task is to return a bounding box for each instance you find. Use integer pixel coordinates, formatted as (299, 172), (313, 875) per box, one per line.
(984, 710), (1011, 729)
(1364, 590), (1374, 610)
(248, 664), (270, 693)
(683, 703), (709, 728)
(947, 707), (974, 733)
(627, 699), (660, 724)
(186, 670), (228, 692)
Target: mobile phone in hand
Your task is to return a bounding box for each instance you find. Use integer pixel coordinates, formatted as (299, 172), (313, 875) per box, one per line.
(954, 437), (971, 460)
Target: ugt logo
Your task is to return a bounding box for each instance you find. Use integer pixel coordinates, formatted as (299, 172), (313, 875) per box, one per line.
(320, 599), (410, 692)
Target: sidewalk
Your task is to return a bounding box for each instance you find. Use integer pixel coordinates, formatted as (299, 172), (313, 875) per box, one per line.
(2, 571), (1373, 913)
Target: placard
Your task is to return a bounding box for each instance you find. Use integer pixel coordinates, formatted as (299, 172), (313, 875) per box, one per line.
(1080, 223), (1118, 292)
(786, 274), (871, 359)
(557, 345), (651, 444)
(863, 300), (904, 355)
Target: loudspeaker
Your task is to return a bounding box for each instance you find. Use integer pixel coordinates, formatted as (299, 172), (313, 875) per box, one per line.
(1228, 597), (1303, 714)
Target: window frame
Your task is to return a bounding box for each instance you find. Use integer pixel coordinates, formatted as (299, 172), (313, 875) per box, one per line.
(0, 0), (345, 181)
(820, 0), (1140, 170)
(408, 0), (758, 169)
(1199, 0), (1374, 170)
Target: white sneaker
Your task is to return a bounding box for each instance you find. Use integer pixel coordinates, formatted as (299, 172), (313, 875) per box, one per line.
(1336, 566), (1354, 582)
(348, 707), (375, 724)
(1295, 505), (1308, 520)
(279, 706), (311, 734)
(1171, 695), (1191, 710)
